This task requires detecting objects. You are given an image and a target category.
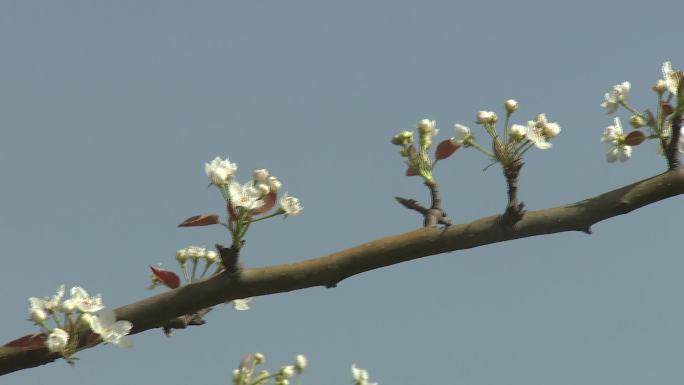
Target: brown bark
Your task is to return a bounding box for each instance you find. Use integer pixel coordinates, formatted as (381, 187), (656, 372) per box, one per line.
(2, 168), (684, 376)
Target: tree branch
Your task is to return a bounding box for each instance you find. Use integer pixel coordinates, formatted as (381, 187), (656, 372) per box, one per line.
(2, 168), (683, 376)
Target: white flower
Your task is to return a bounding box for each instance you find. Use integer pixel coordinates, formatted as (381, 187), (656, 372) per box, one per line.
(351, 364), (378, 385)
(205, 250), (218, 264)
(504, 99), (519, 113)
(30, 308), (48, 323)
(46, 328), (69, 353)
(601, 117), (632, 162)
(87, 309), (133, 348)
(601, 81), (630, 113)
(253, 169), (269, 182)
(662, 61), (682, 95)
(228, 180), (264, 210)
(205, 157), (238, 186)
(452, 124), (471, 144)
(279, 194), (302, 217)
(187, 245), (206, 261)
(508, 124), (527, 141)
(29, 284), (65, 313)
(279, 365), (295, 379)
(525, 120), (551, 149)
(176, 248), (189, 264)
(267, 176), (282, 192)
(294, 354), (307, 372)
(67, 286), (104, 313)
(232, 298), (252, 311)
(417, 119), (436, 135)
(476, 111), (497, 124)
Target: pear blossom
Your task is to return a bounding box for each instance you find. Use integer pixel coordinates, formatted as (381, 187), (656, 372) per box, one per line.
(508, 124), (527, 141)
(253, 169), (269, 182)
(662, 61), (682, 95)
(452, 124), (471, 144)
(232, 298), (252, 311)
(601, 81), (630, 113)
(205, 250), (218, 264)
(417, 119), (437, 135)
(294, 354), (307, 372)
(87, 309), (132, 347)
(351, 364), (378, 385)
(525, 120), (551, 149)
(66, 286), (104, 313)
(279, 194), (302, 217)
(257, 183), (270, 196)
(205, 157), (238, 186)
(186, 245), (206, 261)
(29, 284), (65, 313)
(476, 111), (497, 124)
(176, 248), (189, 264)
(601, 117), (632, 162)
(279, 365), (295, 379)
(46, 328), (69, 353)
(505, 99), (519, 113)
(228, 180), (264, 210)
(267, 176), (282, 192)
(30, 308), (48, 323)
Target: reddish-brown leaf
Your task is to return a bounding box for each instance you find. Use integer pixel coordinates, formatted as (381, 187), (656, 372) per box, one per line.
(624, 130), (646, 146)
(405, 166), (417, 176)
(407, 145), (417, 160)
(227, 201), (238, 222)
(661, 102), (674, 116)
(435, 139), (460, 160)
(150, 266), (180, 289)
(177, 214), (220, 227)
(4, 334), (46, 350)
(253, 191), (277, 214)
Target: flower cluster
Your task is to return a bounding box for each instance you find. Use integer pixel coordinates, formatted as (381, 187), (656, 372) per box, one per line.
(28, 285), (131, 358)
(231, 353), (307, 385)
(599, 61), (684, 163)
(452, 100), (561, 166)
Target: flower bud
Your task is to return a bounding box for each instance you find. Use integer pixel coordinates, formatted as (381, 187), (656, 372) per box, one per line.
(253, 169), (269, 182)
(417, 119), (436, 135)
(279, 365), (295, 379)
(504, 99), (519, 113)
(629, 115), (646, 128)
(176, 248), (189, 264)
(543, 122), (561, 139)
(254, 352), (265, 364)
(653, 79), (667, 94)
(452, 124), (471, 144)
(257, 183), (270, 196)
(267, 176), (282, 192)
(205, 250), (218, 264)
(61, 299), (76, 313)
(295, 354), (307, 373)
(30, 308), (48, 323)
(476, 111), (497, 124)
(508, 124), (527, 141)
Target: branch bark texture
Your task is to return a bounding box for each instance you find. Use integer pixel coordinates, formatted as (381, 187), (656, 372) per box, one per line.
(2, 168), (683, 375)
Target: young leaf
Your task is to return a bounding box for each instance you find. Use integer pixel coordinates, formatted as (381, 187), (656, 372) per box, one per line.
(624, 131), (646, 146)
(177, 214), (220, 227)
(253, 191), (277, 214)
(435, 139), (460, 160)
(150, 266), (181, 289)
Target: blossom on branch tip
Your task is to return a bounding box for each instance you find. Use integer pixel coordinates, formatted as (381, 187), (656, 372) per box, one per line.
(30, 308), (48, 323)
(67, 286), (104, 313)
(205, 157), (238, 186)
(525, 121), (551, 150)
(29, 284), (66, 313)
(267, 176), (282, 192)
(46, 328), (69, 353)
(601, 117), (632, 162)
(601, 81), (630, 113)
(505, 99), (519, 113)
(294, 354), (307, 372)
(229, 180), (265, 210)
(508, 124), (527, 141)
(279, 193), (302, 217)
(662, 61), (682, 95)
(417, 119), (437, 135)
(452, 124), (471, 144)
(476, 111), (497, 124)
(87, 309), (132, 348)
(253, 169), (269, 182)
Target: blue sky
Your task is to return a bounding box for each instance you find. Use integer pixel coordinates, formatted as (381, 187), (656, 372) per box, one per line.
(1, 1), (683, 384)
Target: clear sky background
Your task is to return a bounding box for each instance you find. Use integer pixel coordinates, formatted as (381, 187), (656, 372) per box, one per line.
(1, 1), (683, 384)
